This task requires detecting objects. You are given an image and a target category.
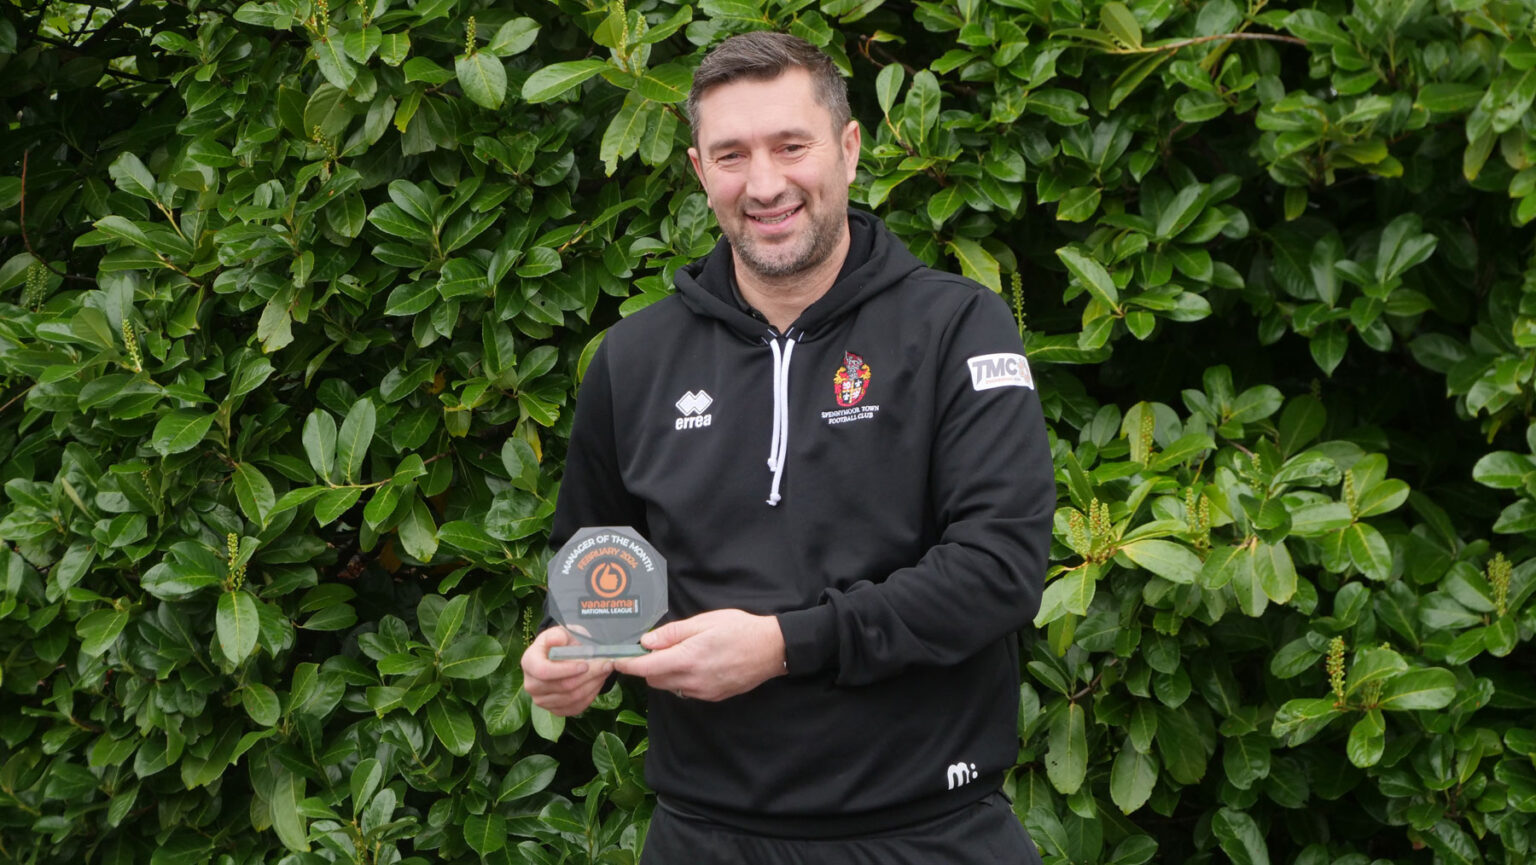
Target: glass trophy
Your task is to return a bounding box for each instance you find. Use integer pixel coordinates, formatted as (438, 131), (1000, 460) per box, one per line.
(547, 526), (667, 659)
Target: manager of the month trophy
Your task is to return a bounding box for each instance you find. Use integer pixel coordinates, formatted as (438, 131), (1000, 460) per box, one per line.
(546, 526), (667, 659)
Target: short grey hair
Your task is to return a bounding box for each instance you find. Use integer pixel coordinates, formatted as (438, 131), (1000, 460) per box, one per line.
(687, 32), (851, 143)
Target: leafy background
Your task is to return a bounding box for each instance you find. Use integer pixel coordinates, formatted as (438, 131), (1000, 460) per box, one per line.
(3, 0), (1536, 863)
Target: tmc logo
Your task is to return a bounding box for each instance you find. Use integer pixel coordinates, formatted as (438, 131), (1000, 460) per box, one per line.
(967, 353), (1034, 391)
(675, 390), (714, 430)
(946, 760), (978, 790)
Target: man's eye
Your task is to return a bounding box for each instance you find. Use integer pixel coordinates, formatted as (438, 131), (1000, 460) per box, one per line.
(782, 144), (806, 154)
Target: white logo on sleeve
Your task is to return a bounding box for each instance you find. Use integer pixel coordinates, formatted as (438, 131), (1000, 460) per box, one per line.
(675, 390), (713, 430)
(967, 353), (1034, 391)
(946, 760), (977, 790)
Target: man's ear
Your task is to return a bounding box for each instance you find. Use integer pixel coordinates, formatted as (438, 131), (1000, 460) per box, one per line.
(688, 147), (707, 195)
(841, 121), (861, 183)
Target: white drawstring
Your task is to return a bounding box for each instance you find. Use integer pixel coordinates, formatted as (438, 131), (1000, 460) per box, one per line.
(765, 336), (797, 506)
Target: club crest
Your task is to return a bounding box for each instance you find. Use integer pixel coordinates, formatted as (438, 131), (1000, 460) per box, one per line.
(834, 351), (872, 407)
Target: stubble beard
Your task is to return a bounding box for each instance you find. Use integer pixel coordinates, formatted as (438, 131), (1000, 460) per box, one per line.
(723, 194), (847, 280)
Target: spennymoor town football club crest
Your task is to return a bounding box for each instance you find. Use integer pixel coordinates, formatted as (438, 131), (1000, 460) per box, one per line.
(834, 351), (872, 407)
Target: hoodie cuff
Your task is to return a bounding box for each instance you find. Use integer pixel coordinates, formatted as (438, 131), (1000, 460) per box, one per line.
(776, 605), (837, 677)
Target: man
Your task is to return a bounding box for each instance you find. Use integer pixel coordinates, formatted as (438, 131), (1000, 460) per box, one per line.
(520, 31), (1053, 864)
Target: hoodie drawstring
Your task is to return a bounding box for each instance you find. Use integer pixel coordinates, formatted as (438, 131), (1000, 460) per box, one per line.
(765, 336), (797, 506)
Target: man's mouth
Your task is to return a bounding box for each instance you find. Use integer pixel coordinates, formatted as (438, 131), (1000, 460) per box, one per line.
(748, 204), (803, 225)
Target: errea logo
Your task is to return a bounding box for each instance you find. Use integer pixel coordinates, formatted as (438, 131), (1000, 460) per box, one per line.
(967, 353), (1034, 391)
(675, 390), (714, 430)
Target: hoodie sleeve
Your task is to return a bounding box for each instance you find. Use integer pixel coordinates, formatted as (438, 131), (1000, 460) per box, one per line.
(776, 288), (1054, 686)
(550, 339), (648, 549)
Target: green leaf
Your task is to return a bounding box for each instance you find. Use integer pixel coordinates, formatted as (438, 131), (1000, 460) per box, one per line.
(1345, 646), (1408, 698)
(1110, 740), (1157, 813)
(94, 215), (155, 250)
(379, 31), (410, 65)
(1423, 820), (1481, 865)
(302, 411), (337, 484)
(463, 813), (507, 855)
(637, 63), (691, 104)
(1346, 710), (1385, 767)
(243, 684), (281, 726)
(217, 590), (260, 665)
(397, 496), (439, 561)
(485, 489), (554, 541)
(1251, 541), (1297, 604)
(876, 63), (905, 115)
(530, 703), (565, 742)
(1035, 565), (1096, 626)
(304, 84), (351, 139)
(342, 26), (381, 63)
(908, 70), (941, 139)
(1473, 451), (1536, 489)
(592, 731), (629, 781)
(268, 756), (308, 852)
(1354, 478), (1409, 517)
(1376, 668), (1456, 711)
(232, 463), (275, 527)
(1100, 2), (1142, 48)
(1120, 539), (1201, 584)
(600, 94), (650, 176)
(1223, 735), (1271, 790)
(1156, 704), (1209, 784)
(522, 59), (612, 103)
(1277, 395), (1326, 455)
(928, 186), (966, 227)
(1419, 83), (1487, 113)
(441, 635), (504, 680)
(312, 33), (357, 89)
(1057, 247), (1119, 308)
(1310, 323), (1347, 375)
(456, 52), (508, 109)
(516, 247), (562, 279)
(487, 18), (540, 56)
(77, 607), (130, 657)
(228, 356), (275, 401)
(1342, 523), (1391, 581)
(336, 398), (376, 485)
(430, 595), (469, 651)
(427, 697), (477, 756)
(314, 487), (362, 526)
(947, 236), (1001, 292)
(152, 410), (216, 456)
(1211, 808), (1270, 865)
(384, 281), (437, 316)
(498, 754), (557, 802)
(1046, 702), (1088, 794)
(1055, 186), (1101, 222)
(108, 152), (158, 201)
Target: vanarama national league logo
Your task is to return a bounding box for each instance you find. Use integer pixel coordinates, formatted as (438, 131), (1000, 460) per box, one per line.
(834, 351), (871, 407)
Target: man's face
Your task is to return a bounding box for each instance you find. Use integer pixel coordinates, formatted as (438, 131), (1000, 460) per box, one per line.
(688, 67), (860, 280)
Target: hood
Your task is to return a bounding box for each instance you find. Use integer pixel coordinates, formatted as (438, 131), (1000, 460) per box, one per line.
(672, 209), (925, 342)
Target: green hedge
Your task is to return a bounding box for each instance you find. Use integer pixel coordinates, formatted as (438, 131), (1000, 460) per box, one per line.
(3, 0), (1536, 862)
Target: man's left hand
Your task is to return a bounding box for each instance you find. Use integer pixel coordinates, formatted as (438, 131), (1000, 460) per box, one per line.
(613, 609), (787, 701)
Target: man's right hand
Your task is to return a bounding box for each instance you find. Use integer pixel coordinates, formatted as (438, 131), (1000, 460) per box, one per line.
(520, 628), (613, 716)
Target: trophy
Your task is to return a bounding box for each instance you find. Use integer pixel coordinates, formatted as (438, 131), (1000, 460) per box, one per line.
(547, 526), (668, 659)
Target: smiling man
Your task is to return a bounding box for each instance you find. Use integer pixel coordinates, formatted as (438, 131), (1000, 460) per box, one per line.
(521, 31), (1053, 864)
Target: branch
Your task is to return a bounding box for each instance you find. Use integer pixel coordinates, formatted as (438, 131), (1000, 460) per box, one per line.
(1110, 31), (1308, 55)
(0, 386), (36, 415)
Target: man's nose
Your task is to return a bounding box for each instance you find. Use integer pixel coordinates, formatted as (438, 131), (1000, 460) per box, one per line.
(745, 152), (787, 203)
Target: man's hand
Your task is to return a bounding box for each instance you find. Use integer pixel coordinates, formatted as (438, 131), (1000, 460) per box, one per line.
(613, 609), (786, 702)
(520, 627), (613, 717)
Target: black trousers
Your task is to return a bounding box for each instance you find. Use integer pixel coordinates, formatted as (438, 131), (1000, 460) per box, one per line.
(639, 793), (1046, 865)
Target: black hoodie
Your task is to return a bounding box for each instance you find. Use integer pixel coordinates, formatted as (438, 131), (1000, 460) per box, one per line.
(551, 210), (1053, 837)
